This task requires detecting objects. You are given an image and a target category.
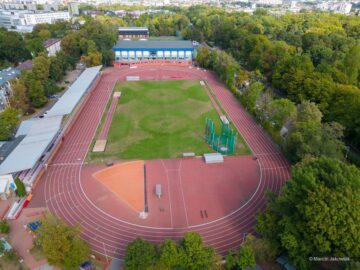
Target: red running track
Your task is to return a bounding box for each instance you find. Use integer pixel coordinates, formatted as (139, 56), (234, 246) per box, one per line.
(34, 66), (290, 259)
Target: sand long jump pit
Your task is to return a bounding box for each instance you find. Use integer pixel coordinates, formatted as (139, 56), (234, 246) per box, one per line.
(92, 161), (145, 213)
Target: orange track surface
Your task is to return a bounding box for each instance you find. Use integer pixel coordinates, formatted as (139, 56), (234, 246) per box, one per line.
(93, 161), (145, 212)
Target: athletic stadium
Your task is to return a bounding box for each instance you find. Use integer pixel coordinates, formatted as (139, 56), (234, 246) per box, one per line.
(0, 38), (290, 260)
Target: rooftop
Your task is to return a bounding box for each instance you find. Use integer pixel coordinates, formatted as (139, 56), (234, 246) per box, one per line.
(118, 27), (148, 31)
(0, 67), (21, 88)
(0, 136), (25, 164)
(46, 65), (102, 117)
(0, 65), (103, 175)
(0, 116), (63, 175)
(18, 60), (33, 70)
(113, 40), (194, 50)
(43, 38), (61, 49)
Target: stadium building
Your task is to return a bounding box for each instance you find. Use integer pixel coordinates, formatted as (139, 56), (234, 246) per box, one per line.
(112, 40), (194, 66)
(118, 27), (149, 39)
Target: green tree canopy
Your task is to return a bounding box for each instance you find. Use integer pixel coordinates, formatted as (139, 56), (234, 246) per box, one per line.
(0, 28), (31, 66)
(225, 243), (256, 270)
(37, 213), (90, 270)
(268, 98), (296, 130)
(0, 220), (10, 234)
(178, 232), (215, 270)
(256, 157), (360, 269)
(242, 81), (264, 114)
(158, 239), (183, 269)
(33, 53), (50, 81)
(0, 107), (20, 140)
(296, 100), (323, 123)
(15, 177), (26, 197)
(284, 121), (345, 163)
(124, 232), (216, 270)
(9, 79), (29, 113)
(124, 239), (158, 270)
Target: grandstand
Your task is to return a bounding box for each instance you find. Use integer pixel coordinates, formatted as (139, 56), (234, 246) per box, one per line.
(113, 40), (194, 66)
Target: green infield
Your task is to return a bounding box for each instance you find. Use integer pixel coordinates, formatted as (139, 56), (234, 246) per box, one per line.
(88, 80), (250, 161)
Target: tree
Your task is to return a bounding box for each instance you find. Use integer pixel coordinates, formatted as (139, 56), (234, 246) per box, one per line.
(38, 29), (51, 40)
(284, 121), (345, 163)
(343, 45), (360, 86)
(25, 37), (45, 57)
(225, 245), (255, 270)
(37, 213), (90, 270)
(268, 98), (296, 130)
(0, 108), (20, 140)
(0, 240), (4, 255)
(49, 56), (64, 82)
(242, 81), (264, 114)
(242, 234), (277, 264)
(235, 70), (250, 88)
(33, 53), (50, 81)
(238, 246), (256, 270)
(256, 157), (360, 269)
(296, 100), (322, 123)
(158, 239), (183, 269)
(15, 177), (26, 197)
(196, 46), (211, 68)
(178, 232), (215, 270)
(80, 41), (102, 67)
(326, 84), (360, 148)
(0, 220), (10, 234)
(0, 28), (31, 65)
(124, 239), (158, 270)
(9, 79), (29, 113)
(28, 79), (48, 108)
(43, 80), (60, 97)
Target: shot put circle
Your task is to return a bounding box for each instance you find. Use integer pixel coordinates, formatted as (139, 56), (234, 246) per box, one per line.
(140, 113), (190, 134)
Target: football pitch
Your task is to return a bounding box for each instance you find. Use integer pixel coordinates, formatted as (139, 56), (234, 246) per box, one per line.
(88, 80), (250, 161)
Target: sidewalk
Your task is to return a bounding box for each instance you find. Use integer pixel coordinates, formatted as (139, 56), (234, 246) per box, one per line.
(8, 207), (47, 269)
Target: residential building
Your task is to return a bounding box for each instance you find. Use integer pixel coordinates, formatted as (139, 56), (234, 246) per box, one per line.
(23, 11), (70, 25)
(68, 2), (79, 16)
(0, 9), (70, 32)
(0, 67), (21, 112)
(43, 38), (61, 56)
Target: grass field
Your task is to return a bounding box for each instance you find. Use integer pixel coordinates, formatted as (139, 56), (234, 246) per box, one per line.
(88, 80), (250, 162)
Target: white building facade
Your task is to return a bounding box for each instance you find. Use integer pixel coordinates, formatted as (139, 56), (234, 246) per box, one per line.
(43, 38), (61, 56)
(23, 11), (70, 25)
(0, 9), (70, 32)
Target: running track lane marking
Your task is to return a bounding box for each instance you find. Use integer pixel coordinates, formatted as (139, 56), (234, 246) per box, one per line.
(178, 160), (189, 227)
(161, 160), (174, 228)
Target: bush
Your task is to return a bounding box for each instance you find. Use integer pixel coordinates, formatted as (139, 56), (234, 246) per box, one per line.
(14, 178), (26, 197)
(0, 220), (10, 234)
